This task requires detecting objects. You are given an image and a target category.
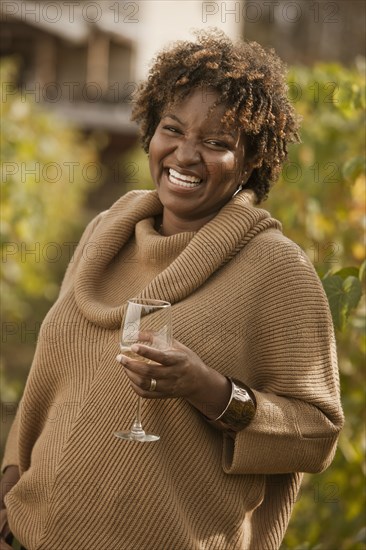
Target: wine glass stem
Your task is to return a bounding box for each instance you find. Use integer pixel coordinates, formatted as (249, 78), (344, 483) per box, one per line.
(130, 397), (145, 437)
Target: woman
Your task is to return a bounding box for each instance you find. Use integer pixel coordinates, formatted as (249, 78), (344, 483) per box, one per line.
(1, 29), (344, 550)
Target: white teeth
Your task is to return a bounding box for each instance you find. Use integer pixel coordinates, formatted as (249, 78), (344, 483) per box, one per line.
(169, 168), (202, 186)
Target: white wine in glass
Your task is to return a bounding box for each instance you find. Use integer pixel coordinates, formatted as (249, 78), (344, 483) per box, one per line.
(115, 298), (172, 442)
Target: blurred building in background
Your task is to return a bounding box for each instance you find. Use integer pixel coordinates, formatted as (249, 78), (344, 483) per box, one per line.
(0, 0), (244, 204)
(244, 0), (364, 66)
(1, 0), (364, 203)
(1, 0), (363, 135)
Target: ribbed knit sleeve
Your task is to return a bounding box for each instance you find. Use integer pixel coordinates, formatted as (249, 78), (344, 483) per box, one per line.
(221, 230), (344, 475)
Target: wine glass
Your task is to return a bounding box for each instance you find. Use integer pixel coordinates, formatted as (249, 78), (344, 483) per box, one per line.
(114, 298), (172, 442)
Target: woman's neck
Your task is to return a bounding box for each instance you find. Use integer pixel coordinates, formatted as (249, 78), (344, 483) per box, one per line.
(158, 210), (215, 236)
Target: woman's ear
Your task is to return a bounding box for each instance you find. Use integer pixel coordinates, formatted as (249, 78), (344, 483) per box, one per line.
(241, 162), (254, 184)
(242, 153), (261, 184)
(240, 136), (260, 184)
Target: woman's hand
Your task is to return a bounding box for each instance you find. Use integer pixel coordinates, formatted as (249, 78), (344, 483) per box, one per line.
(116, 338), (231, 419)
(0, 465), (20, 550)
(0, 509), (12, 550)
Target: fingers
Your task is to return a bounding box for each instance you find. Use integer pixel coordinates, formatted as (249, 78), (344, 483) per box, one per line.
(0, 509), (9, 537)
(0, 509), (12, 550)
(117, 353), (168, 378)
(128, 343), (171, 365)
(116, 352), (166, 398)
(128, 379), (165, 399)
(116, 341), (184, 373)
(117, 349), (186, 385)
(117, 359), (170, 398)
(115, 338), (201, 400)
(116, 348), (186, 398)
(131, 342), (188, 366)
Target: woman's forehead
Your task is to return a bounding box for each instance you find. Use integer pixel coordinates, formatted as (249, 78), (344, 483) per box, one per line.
(164, 86), (220, 110)
(161, 89), (237, 132)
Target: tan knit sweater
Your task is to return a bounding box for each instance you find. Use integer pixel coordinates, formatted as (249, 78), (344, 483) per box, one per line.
(2, 190), (344, 550)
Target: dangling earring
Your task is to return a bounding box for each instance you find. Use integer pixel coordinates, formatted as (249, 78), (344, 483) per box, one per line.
(232, 183), (243, 198)
(233, 167), (250, 197)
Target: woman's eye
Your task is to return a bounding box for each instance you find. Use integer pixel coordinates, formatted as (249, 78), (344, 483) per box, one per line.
(163, 126), (180, 134)
(206, 140), (228, 149)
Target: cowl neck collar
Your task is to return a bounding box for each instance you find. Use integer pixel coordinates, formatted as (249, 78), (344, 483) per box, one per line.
(74, 189), (281, 329)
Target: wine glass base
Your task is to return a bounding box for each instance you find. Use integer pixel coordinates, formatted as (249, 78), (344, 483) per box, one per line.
(114, 431), (160, 442)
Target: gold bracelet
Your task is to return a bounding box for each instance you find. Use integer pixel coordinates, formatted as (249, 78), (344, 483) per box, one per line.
(207, 377), (257, 434)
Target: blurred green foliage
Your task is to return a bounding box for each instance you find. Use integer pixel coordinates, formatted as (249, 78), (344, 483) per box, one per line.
(1, 57), (101, 403)
(268, 62), (365, 550)
(1, 56), (365, 549)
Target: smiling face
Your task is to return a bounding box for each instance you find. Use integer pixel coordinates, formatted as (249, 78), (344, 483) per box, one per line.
(148, 88), (253, 235)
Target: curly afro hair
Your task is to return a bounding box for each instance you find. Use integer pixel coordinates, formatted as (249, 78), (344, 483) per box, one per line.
(131, 28), (300, 203)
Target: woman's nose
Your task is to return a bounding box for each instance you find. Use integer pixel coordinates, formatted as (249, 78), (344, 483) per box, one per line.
(174, 138), (201, 165)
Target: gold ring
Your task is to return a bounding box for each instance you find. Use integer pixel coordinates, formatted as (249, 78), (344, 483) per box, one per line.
(149, 378), (157, 392)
